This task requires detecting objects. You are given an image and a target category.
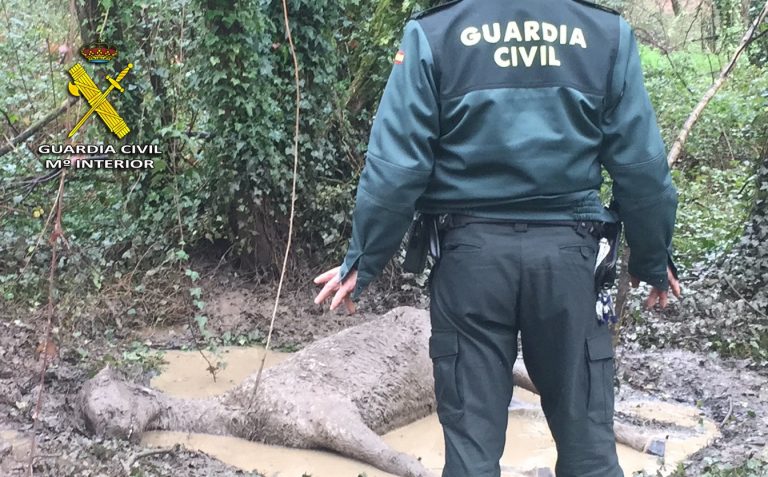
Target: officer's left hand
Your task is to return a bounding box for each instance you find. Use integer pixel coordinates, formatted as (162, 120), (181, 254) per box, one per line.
(313, 266), (357, 314)
(631, 266), (681, 309)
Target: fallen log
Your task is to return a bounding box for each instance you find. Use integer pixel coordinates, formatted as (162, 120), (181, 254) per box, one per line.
(78, 307), (665, 477)
(0, 97), (78, 157)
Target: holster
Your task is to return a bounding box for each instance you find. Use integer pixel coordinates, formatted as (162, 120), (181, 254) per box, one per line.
(594, 220), (622, 292)
(403, 213), (442, 273)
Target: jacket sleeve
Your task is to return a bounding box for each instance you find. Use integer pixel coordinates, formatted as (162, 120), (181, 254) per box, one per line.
(599, 18), (678, 290)
(337, 20), (440, 300)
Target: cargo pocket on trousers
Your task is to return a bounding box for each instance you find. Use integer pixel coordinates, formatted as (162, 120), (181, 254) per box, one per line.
(429, 330), (464, 424)
(586, 333), (615, 423)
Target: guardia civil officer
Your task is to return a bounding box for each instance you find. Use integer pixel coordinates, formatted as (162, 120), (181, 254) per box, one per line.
(314, 0), (682, 476)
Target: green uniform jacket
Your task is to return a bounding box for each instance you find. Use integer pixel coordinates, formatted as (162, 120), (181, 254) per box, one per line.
(339, 0), (678, 299)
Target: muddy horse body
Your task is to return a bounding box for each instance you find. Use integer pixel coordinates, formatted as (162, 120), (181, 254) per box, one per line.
(79, 307), (659, 477)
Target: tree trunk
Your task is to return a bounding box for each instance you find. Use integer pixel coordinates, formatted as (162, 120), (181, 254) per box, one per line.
(78, 307), (672, 477)
(670, 0), (683, 16)
(72, 0), (99, 45)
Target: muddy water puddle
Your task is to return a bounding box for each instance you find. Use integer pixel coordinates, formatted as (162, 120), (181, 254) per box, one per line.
(143, 347), (718, 477)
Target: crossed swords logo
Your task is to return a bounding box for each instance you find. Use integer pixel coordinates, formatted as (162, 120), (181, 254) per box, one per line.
(67, 63), (133, 139)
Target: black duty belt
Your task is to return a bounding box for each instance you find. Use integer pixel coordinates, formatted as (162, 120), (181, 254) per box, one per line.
(403, 212), (605, 274)
(439, 214), (602, 238)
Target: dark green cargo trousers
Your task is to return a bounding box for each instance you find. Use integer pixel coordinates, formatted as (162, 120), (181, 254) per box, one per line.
(428, 219), (623, 477)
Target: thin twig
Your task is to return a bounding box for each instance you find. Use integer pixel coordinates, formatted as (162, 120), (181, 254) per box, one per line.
(124, 244), (161, 289)
(719, 124), (736, 167)
(167, 160), (219, 380)
(29, 454), (60, 463)
(27, 171), (68, 477)
(2, 170), (62, 204)
(18, 182), (60, 284)
(171, 177), (185, 246)
(123, 172), (145, 213)
(205, 243), (235, 279)
(682, 2), (704, 47)
(1, 107), (21, 135)
(122, 445), (180, 475)
(632, 27), (694, 95)
(662, 48), (695, 95)
(182, 313), (219, 382)
(613, 247), (632, 349)
(749, 28), (768, 44)
(97, 5), (110, 41)
(178, 4), (186, 64)
(250, 0), (302, 406)
(45, 37), (59, 131)
(720, 397), (734, 427)
(722, 275), (768, 319)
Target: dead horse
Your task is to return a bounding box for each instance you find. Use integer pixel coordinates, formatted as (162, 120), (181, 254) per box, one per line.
(78, 306), (659, 477)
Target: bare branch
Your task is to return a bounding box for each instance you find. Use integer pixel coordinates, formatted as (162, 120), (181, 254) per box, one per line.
(722, 275), (768, 320)
(27, 171), (68, 477)
(1, 108), (21, 136)
(668, 0), (768, 166)
(0, 97), (78, 158)
(122, 445), (181, 475)
(250, 0), (303, 404)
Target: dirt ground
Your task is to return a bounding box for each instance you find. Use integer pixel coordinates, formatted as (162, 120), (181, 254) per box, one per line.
(0, 265), (766, 477)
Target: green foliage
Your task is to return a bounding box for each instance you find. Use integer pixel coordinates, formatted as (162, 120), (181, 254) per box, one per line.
(122, 341), (165, 372)
(641, 46), (768, 170)
(0, 0), (208, 305)
(0, 0), (436, 304)
(0, 0), (73, 303)
(672, 162), (755, 269)
(639, 44), (768, 270)
(0, 0), (766, 341)
(189, 0), (430, 268)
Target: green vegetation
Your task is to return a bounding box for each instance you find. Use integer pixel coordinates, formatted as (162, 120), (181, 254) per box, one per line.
(121, 340), (166, 372)
(0, 2), (766, 345)
(1, 0), (433, 306)
(639, 44), (767, 270)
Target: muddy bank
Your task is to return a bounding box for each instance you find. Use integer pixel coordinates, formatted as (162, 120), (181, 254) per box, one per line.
(1, 269), (767, 476)
(0, 319), (257, 477)
(616, 347), (768, 473)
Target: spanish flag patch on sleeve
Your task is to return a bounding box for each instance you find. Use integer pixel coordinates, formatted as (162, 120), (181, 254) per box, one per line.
(394, 51), (405, 64)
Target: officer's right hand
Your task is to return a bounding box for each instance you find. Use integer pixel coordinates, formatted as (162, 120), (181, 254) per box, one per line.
(313, 266), (357, 315)
(630, 266), (681, 309)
